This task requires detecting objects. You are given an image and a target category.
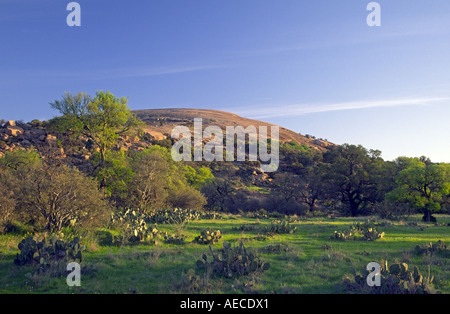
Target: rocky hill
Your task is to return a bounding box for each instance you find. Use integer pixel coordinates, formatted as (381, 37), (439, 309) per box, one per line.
(0, 109), (334, 168)
(133, 108), (334, 151)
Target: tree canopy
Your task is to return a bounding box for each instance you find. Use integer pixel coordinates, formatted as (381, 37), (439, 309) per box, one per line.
(387, 161), (450, 222)
(49, 91), (144, 164)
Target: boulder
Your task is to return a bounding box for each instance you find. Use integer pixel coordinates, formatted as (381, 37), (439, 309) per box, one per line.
(46, 134), (57, 143)
(31, 129), (46, 136)
(6, 126), (24, 137)
(0, 133), (8, 141)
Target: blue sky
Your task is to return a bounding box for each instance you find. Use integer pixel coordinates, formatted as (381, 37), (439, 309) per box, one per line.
(1, 0), (450, 162)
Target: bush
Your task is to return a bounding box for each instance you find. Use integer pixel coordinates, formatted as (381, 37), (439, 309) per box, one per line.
(167, 187), (206, 211)
(375, 200), (413, 220)
(7, 161), (111, 232)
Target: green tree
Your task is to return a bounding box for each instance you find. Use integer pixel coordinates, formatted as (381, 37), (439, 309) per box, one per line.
(387, 161), (450, 222)
(0, 149), (41, 170)
(322, 144), (381, 216)
(201, 178), (238, 212)
(92, 150), (134, 200)
(50, 91), (143, 165)
(125, 146), (207, 213)
(184, 165), (214, 190)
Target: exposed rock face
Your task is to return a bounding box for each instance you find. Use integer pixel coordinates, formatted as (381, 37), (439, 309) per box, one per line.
(133, 108), (335, 151)
(6, 126), (24, 137)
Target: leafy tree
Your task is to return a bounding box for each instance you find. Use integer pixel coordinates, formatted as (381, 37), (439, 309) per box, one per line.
(273, 172), (301, 203)
(125, 146), (207, 213)
(322, 144), (381, 216)
(387, 161), (450, 222)
(0, 149), (41, 170)
(184, 165), (214, 190)
(201, 178), (238, 212)
(126, 149), (170, 213)
(49, 91), (144, 165)
(280, 144), (319, 174)
(92, 150), (134, 200)
(297, 165), (327, 214)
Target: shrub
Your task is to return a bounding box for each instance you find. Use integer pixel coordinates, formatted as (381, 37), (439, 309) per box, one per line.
(167, 187), (207, 211)
(2, 155), (112, 232)
(16, 164), (111, 232)
(375, 200), (413, 220)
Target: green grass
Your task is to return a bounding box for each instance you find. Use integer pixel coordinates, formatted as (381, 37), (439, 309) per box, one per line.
(242, 185), (271, 194)
(1, 214), (449, 294)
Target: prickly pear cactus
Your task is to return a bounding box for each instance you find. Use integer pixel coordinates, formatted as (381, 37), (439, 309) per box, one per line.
(194, 229), (222, 245)
(14, 236), (85, 267)
(330, 230), (354, 241)
(196, 241), (270, 278)
(343, 260), (439, 294)
(163, 232), (186, 245)
(414, 240), (447, 255)
(263, 220), (297, 234)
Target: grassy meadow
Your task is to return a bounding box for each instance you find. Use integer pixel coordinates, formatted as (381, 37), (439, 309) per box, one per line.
(1, 214), (449, 294)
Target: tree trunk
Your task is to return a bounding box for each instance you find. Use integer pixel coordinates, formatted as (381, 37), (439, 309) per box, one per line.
(422, 209), (432, 222)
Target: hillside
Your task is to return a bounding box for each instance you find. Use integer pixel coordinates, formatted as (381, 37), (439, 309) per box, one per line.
(133, 108), (334, 151)
(0, 109), (334, 160)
